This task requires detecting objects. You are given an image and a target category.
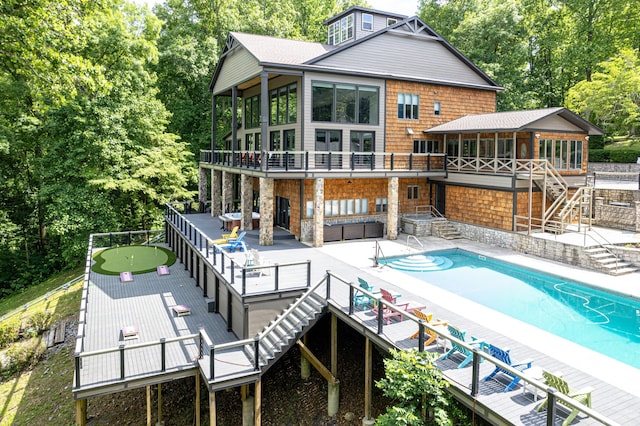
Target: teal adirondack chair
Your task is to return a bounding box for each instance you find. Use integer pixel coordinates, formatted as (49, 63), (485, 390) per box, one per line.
(440, 324), (485, 368)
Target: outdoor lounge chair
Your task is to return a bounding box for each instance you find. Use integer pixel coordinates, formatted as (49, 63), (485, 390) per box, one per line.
(409, 310), (447, 348)
(353, 277), (379, 309)
(483, 344), (533, 391)
(373, 289), (426, 324)
(536, 371), (594, 426)
(216, 231), (247, 252)
(221, 226), (239, 240)
(439, 324), (486, 368)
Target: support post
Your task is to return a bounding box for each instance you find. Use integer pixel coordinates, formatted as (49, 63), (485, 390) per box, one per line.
(363, 337), (374, 424)
(75, 399), (87, 426)
(195, 373), (201, 426)
(301, 334), (311, 380)
(255, 380), (262, 426)
(146, 385), (152, 426)
(209, 390), (216, 426)
(158, 383), (163, 425)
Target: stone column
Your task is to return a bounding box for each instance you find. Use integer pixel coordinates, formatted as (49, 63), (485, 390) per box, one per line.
(313, 178), (325, 247)
(387, 177), (398, 240)
(241, 174), (254, 230)
(222, 171), (233, 213)
(259, 177), (274, 246)
(635, 201), (640, 232)
(198, 167), (208, 209)
(594, 196), (603, 224)
(211, 170), (222, 217)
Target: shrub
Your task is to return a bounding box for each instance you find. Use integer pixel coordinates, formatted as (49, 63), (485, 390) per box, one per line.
(25, 310), (53, 336)
(0, 319), (21, 349)
(0, 337), (47, 377)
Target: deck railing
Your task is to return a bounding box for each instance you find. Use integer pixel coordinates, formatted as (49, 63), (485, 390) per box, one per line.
(200, 150), (447, 173)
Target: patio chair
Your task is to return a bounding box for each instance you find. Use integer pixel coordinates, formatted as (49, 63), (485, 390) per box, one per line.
(353, 277), (379, 309)
(439, 324), (486, 368)
(222, 226), (239, 240)
(483, 344), (533, 391)
(372, 288), (409, 324)
(216, 231), (247, 252)
(409, 310), (447, 348)
(536, 371), (594, 426)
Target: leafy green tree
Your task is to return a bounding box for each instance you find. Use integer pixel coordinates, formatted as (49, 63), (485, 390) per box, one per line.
(376, 349), (452, 425)
(566, 48), (640, 136)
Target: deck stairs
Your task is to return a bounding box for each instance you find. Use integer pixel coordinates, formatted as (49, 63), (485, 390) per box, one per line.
(246, 289), (327, 373)
(431, 220), (463, 240)
(584, 246), (639, 275)
(529, 161), (592, 234)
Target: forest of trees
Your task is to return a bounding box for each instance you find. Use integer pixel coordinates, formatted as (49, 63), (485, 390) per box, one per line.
(1, 0), (638, 297)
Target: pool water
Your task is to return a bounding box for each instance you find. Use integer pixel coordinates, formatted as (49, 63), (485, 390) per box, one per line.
(381, 249), (640, 369)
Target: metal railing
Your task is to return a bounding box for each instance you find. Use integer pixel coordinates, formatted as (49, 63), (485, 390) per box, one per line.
(200, 150), (447, 173)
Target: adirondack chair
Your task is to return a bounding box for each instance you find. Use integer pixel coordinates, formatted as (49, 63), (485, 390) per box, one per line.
(373, 288), (409, 324)
(439, 324), (486, 368)
(483, 344), (533, 391)
(536, 371), (594, 426)
(409, 310), (448, 348)
(353, 277), (379, 309)
(217, 231), (247, 252)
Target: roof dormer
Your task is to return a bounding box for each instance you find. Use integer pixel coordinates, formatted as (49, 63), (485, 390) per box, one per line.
(324, 6), (408, 46)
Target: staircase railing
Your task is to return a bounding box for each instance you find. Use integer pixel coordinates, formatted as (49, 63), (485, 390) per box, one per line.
(583, 228), (619, 273)
(555, 187), (593, 232)
(373, 240), (387, 267)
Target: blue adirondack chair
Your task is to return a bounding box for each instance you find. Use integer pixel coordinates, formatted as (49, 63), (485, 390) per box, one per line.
(217, 231), (247, 252)
(483, 344), (533, 391)
(353, 277), (379, 309)
(440, 324), (485, 368)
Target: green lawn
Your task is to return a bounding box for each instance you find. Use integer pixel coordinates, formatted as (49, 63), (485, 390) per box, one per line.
(91, 245), (176, 275)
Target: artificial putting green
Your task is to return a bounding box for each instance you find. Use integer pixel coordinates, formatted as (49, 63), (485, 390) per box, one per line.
(91, 245), (177, 275)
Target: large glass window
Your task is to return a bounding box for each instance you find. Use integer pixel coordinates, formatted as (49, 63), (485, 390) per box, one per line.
(462, 139), (477, 157)
(397, 93), (419, 119)
(244, 95), (261, 129)
(570, 140), (583, 169)
(478, 138), (494, 158)
(351, 131), (374, 168)
(269, 83), (297, 125)
(414, 140), (441, 153)
(312, 82), (378, 124)
(497, 138), (513, 158)
(315, 130), (342, 168)
(446, 139), (459, 157)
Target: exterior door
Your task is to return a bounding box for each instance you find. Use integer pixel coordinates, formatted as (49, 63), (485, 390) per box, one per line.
(436, 183), (446, 216)
(276, 196), (290, 229)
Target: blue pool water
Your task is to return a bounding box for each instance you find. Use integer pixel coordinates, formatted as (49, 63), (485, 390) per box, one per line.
(382, 249), (640, 368)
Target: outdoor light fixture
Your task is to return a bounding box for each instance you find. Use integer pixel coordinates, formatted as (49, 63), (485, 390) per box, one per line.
(535, 133), (541, 138)
(406, 128), (414, 135)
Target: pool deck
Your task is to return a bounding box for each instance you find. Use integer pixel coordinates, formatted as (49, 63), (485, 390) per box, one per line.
(195, 214), (640, 424)
(79, 212), (640, 425)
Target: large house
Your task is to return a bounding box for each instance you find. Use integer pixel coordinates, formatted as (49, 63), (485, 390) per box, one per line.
(201, 7), (601, 245)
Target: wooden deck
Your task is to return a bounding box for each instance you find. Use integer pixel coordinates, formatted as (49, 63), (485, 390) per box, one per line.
(74, 213), (640, 425)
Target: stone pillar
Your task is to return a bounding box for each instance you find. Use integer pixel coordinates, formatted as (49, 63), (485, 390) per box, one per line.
(222, 171), (233, 213)
(387, 177), (399, 240)
(259, 177), (274, 246)
(198, 167), (208, 206)
(594, 196), (603, 224)
(241, 174), (254, 230)
(636, 201), (640, 232)
(313, 178), (325, 247)
(211, 170), (222, 217)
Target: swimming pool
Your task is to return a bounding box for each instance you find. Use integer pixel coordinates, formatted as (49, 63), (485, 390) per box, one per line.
(381, 249), (640, 369)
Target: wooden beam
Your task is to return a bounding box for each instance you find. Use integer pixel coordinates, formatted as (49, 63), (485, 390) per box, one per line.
(146, 386), (151, 426)
(331, 314), (337, 376)
(255, 380), (262, 426)
(75, 399), (87, 426)
(296, 340), (337, 384)
(364, 337), (372, 420)
(195, 373), (201, 426)
(209, 391), (216, 426)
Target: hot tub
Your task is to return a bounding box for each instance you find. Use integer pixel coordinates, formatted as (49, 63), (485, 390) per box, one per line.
(221, 212), (260, 230)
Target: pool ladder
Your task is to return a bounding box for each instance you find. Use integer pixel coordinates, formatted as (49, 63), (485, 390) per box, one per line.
(373, 240), (387, 267)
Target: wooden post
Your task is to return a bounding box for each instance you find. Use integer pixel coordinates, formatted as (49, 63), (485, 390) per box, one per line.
(75, 399), (87, 426)
(195, 373), (201, 426)
(364, 337), (373, 422)
(254, 380), (262, 426)
(209, 390), (216, 426)
(146, 386), (152, 426)
(331, 315), (337, 376)
(158, 383), (163, 424)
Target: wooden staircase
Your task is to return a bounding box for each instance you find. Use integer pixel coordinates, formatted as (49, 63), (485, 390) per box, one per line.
(431, 220), (463, 240)
(584, 246), (639, 276)
(247, 289), (327, 373)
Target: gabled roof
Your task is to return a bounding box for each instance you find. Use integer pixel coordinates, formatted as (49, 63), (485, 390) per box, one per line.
(210, 16), (501, 92)
(424, 108), (604, 135)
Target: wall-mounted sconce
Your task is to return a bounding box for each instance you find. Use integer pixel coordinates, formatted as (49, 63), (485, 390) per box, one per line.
(585, 136), (590, 141)
(347, 179), (352, 184)
(406, 128), (414, 135)
(535, 133), (541, 139)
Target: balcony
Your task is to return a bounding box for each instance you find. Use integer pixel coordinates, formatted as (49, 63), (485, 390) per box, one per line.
(200, 150), (447, 178)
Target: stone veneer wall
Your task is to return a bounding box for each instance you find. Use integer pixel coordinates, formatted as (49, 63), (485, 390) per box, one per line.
(589, 163), (640, 174)
(594, 197), (640, 231)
